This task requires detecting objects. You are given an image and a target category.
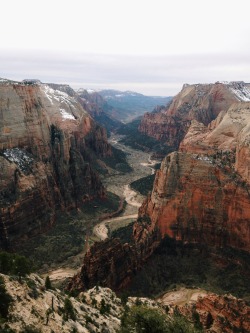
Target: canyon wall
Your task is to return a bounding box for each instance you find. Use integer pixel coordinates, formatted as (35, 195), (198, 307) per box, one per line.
(71, 82), (250, 292)
(0, 80), (111, 249)
(138, 82), (250, 252)
(138, 82), (247, 149)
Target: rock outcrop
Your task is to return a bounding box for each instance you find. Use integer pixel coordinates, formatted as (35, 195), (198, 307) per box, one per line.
(138, 82), (250, 252)
(0, 79), (112, 249)
(180, 293), (250, 333)
(1, 273), (122, 333)
(76, 89), (122, 132)
(139, 82), (250, 150)
(139, 151), (250, 252)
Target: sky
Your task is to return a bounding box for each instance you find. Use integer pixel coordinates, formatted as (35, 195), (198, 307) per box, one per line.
(0, 0), (250, 96)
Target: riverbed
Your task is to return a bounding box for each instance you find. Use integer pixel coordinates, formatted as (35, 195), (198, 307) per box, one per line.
(47, 134), (158, 281)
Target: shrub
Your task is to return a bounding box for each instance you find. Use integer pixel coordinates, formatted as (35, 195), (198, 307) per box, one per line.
(0, 276), (13, 320)
(0, 252), (32, 276)
(20, 325), (41, 333)
(100, 299), (111, 315)
(63, 298), (76, 321)
(119, 305), (203, 333)
(45, 276), (52, 290)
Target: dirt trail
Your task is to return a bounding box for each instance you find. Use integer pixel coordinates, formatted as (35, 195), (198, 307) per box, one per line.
(157, 288), (208, 307)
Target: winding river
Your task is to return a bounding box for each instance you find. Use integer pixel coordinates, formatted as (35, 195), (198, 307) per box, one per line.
(48, 134), (158, 281)
(93, 134), (158, 241)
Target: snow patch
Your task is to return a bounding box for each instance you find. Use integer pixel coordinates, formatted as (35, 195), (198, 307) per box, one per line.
(60, 108), (75, 120)
(3, 148), (33, 172)
(43, 85), (77, 109)
(87, 89), (95, 94)
(229, 85), (250, 102)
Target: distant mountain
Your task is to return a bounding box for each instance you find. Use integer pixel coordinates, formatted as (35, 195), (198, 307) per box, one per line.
(76, 89), (122, 133)
(98, 89), (172, 123)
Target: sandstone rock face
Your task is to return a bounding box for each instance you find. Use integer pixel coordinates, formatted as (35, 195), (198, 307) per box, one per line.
(137, 82), (250, 253)
(0, 81), (111, 249)
(140, 152), (250, 252)
(70, 224), (161, 291)
(76, 89), (121, 132)
(138, 82), (248, 150)
(179, 293), (250, 333)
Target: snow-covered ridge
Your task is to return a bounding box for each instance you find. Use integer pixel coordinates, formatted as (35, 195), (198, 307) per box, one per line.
(228, 82), (250, 102)
(42, 85), (77, 120)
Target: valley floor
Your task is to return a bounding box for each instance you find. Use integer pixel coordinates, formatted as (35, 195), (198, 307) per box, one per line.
(43, 135), (158, 282)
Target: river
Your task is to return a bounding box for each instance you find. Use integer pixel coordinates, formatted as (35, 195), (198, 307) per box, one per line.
(47, 134), (158, 281)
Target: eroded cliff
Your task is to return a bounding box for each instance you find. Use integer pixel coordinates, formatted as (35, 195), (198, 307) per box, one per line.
(70, 82), (250, 293)
(0, 80), (112, 249)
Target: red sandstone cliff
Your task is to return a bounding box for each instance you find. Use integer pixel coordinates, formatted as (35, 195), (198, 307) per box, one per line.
(138, 82), (250, 252)
(70, 82), (250, 293)
(0, 80), (112, 249)
(138, 82), (249, 149)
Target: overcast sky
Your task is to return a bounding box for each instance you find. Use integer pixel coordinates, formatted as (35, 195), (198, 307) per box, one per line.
(1, 0), (249, 96)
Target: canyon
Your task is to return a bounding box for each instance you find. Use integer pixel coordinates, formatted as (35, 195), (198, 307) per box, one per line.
(1, 79), (250, 332)
(70, 81), (250, 296)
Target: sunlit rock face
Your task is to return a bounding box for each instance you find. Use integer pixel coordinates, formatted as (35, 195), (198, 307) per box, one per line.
(138, 82), (250, 252)
(139, 152), (250, 252)
(139, 81), (250, 149)
(0, 80), (112, 248)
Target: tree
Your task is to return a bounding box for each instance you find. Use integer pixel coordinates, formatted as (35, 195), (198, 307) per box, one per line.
(119, 305), (203, 333)
(45, 276), (52, 290)
(120, 305), (168, 333)
(63, 298), (76, 321)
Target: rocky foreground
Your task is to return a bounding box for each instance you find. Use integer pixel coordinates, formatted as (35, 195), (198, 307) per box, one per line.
(1, 273), (249, 333)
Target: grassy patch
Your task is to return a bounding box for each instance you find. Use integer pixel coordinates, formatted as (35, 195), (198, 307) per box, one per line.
(17, 192), (121, 270)
(117, 119), (174, 157)
(126, 237), (250, 302)
(130, 174), (155, 196)
(102, 146), (132, 173)
(110, 222), (134, 244)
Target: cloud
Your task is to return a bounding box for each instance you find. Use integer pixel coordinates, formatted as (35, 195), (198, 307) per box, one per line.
(0, 49), (249, 96)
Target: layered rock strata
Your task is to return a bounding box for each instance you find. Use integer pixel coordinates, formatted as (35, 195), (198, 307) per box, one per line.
(70, 82), (250, 292)
(0, 80), (111, 249)
(139, 82), (250, 150)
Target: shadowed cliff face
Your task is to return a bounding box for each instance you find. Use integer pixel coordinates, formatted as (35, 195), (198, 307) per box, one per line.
(0, 81), (112, 249)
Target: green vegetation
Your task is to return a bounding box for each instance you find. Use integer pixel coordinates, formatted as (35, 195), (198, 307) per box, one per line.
(100, 299), (111, 315)
(20, 326), (41, 333)
(102, 146), (132, 173)
(17, 191), (121, 269)
(119, 305), (202, 333)
(0, 252), (32, 276)
(0, 276), (13, 321)
(63, 298), (76, 321)
(0, 325), (16, 333)
(127, 237), (250, 301)
(117, 119), (174, 157)
(110, 223), (134, 244)
(45, 276), (52, 290)
(130, 174), (155, 196)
